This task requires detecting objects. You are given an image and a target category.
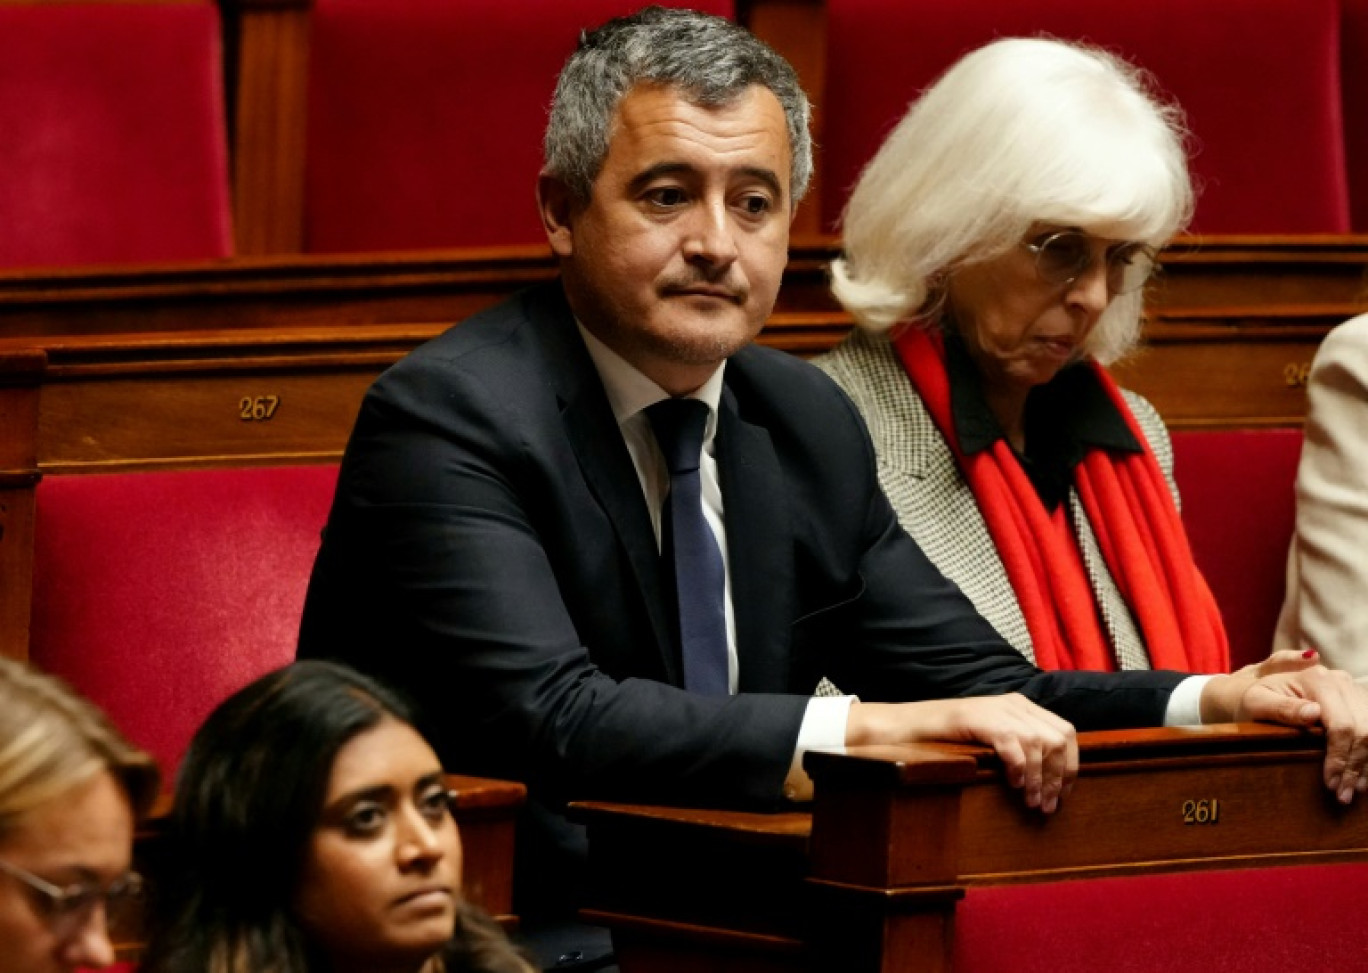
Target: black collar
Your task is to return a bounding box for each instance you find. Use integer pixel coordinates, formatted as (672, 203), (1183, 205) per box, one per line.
(945, 332), (1142, 509)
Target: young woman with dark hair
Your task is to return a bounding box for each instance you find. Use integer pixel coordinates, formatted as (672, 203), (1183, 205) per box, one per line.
(141, 660), (534, 973)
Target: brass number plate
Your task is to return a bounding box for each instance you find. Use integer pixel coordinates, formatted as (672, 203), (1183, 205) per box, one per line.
(238, 395), (281, 421)
(1283, 362), (1311, 388)
(1181, 799), (1220, 824)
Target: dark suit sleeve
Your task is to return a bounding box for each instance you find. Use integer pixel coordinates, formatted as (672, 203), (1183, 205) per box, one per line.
(300, 328), (808, 809)
(807, 376), (1186, 728)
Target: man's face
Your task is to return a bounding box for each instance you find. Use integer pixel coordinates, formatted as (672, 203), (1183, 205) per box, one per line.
(542, 82), (793, 395)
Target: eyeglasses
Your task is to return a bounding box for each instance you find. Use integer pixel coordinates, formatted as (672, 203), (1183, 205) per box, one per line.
(1021, 229), (1158, 295)
(0, 856), (144, 939)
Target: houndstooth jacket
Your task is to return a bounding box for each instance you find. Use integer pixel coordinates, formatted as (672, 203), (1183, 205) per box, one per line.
(814, 328), (1180, 672)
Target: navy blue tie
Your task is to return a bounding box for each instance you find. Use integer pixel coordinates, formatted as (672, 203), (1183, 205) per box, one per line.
(646, 398), (729, 696)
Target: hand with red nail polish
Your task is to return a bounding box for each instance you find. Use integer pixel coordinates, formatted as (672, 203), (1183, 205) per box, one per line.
(1204, 664), (1368, 804)
(1235, 648), (1321, 679)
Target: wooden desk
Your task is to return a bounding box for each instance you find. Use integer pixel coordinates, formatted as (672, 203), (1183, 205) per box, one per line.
(572, 725), (1368, 973)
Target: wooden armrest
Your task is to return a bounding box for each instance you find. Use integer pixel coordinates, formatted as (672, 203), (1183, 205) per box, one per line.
(573, 724), (1368, 973)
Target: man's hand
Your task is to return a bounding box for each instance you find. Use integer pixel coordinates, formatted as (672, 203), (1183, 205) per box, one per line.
(1201, 663), (1368, 804)
(846, 694), (1078, 813)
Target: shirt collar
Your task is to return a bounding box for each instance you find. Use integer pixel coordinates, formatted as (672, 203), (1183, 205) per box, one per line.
(576, 321), (726, 434)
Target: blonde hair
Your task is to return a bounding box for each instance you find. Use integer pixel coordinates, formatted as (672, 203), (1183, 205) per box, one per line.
(0, 657), (158, 836)
(831, 36), (1193, 365)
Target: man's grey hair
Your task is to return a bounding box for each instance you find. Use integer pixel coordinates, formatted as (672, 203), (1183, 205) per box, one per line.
(544, 6), (812, 205)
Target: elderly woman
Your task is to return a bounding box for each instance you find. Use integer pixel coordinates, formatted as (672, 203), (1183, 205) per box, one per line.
(0, 657), (159, 973)
(816, 37), (1225, 673)
(141, 660), (534, 973)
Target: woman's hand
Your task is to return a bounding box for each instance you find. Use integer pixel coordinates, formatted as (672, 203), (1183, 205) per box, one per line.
(1201, 663), (1368, 804)
(846, 695), (1078, 813)
(1235, 647), (1321, 678)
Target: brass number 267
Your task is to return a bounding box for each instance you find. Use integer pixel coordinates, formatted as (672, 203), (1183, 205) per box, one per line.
(1182, 799), (1220, 824)
(239, 395), (280, 421)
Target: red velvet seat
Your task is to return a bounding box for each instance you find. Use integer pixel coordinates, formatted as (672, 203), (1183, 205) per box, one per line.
(956, 861), (1368, 971)
(0, 1), (232, 268)
(1170, 428), (1303, 670)
(304, 0), (734, 252)
(28, 466), (338, 777)
(822, 0), (1348, 235)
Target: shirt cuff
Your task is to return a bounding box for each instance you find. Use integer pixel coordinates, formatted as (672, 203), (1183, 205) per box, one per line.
(784, 694), (857, 802)
(1164, 675), (1215, 726)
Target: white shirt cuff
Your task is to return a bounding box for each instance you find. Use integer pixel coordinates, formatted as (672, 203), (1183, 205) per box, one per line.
(1164, 675), (1215, 726)
(786, 694), (856, 794)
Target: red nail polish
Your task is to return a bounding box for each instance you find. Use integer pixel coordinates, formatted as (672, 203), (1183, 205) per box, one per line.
(1303, 648), (1318, 659)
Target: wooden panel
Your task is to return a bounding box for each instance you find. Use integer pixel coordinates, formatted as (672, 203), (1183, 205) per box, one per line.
(229, 0), (313, 254)
(952, 756), (1349, 882)
(6, 324), (443, 472)
(38, 367), (378, 471)
(574, 726), (1368, 973)
(745, 0), (827, 236)
(0, 349), (42, 661)
(0, 480), (37, 662)
(0, 247), (556, 337)
(1156, 235), (1368, 307)
(1111, 321), (1328, 428)
(0, 237), (1360, 428)
(447, 772), (526, 924)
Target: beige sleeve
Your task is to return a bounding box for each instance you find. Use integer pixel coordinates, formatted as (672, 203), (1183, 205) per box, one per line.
(1274, 314), (1368, 680)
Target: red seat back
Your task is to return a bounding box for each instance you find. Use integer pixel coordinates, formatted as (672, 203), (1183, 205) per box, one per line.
(822, 0), (1348, 235)
(1170, 428), (1303, 669)
(957, 862), (1368, 971)
(304, 0), (734, 252)
(0, 2), (232, 267)
(29, 466), (338, 777)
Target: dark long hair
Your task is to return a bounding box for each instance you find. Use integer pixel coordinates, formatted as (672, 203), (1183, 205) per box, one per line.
(141, 661), (531, 973)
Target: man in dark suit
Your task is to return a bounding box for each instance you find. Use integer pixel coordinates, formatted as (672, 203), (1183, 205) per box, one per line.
(298, 5), (1368, 939)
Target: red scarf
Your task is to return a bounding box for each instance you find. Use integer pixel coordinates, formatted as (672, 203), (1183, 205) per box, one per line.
(893, 327), (1229, 673)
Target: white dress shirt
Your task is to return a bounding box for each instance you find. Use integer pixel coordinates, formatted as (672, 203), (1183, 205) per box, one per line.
(578, 325), (853, 790)
(577, 325), (1206, 798)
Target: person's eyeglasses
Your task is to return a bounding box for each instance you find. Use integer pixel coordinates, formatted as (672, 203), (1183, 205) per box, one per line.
(0, 856), (144, 939)
(1021, 229), (1158, 295)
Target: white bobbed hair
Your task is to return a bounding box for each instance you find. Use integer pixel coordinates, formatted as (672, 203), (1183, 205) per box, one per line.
(830, 37), (1194, 364)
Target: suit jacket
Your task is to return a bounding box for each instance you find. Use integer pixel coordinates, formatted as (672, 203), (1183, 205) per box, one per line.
(814, 329), (1179, 670)
(1274, 313), (1368, 680)
(298, 282), (1185, 908)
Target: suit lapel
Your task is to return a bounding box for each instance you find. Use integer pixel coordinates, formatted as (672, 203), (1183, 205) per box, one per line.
(716, 382), (796, 693)
(537, 289), (680, 683)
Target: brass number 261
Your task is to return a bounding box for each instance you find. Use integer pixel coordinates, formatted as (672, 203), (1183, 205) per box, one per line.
(239, 395), (280, 421)
(1182, 799), (1220, 824)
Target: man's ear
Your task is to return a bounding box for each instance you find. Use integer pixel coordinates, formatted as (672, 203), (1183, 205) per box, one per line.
(537, 173), (577, 257)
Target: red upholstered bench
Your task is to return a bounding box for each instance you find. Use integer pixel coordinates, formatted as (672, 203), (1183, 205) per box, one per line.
(956, 861), (1368, 971)
(821, 0), (1349, 234)
(25, 465), (530, 963)
(303, 0), (734, 252)
(0, 0), (232, 267)
(28, 465), (338, 775)
(1170, 428), (1303, 670)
